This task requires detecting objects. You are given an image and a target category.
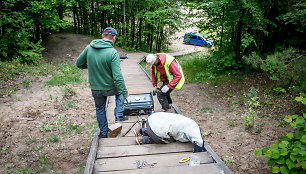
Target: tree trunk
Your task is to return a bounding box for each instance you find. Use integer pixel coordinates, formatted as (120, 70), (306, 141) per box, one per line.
(158, 28), (164, 52)
(78, 2), (83, 34)
(82, 6), (88, 35)
(150, 24), (154, 52)
(137, 18), (143, 49)
(220, 7), (224, 48)
(58, 2), (64, 32)
(235, 11), (243, 64)
(131, 15), (135, 47)
(34, 22), (40, 42)
(73, 5), (77, 33)
(90, 0), (94, 35)
(122, 0), (127, 46)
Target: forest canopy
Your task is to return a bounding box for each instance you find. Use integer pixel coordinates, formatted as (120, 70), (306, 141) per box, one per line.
(1, 0), (305, 86)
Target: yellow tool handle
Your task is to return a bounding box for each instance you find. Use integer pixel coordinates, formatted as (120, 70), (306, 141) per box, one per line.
(179, 157), (190, 163)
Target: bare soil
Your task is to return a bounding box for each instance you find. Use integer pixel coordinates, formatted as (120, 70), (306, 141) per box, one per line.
(172, 77), (296, 174)
(0, 33), (297, 174)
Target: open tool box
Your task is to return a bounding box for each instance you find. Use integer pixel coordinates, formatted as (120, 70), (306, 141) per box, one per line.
(124, 93), (154, 115)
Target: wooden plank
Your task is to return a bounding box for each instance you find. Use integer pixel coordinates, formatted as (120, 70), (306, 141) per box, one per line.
(94, 163), (224, 174)
(121, 121), (139, 137)
(94, 152), (214, 172)
(97, 142), (194, 158)
(84, 128), (100, 174)
(100, 137), (138, 147)
(124, 115), (148, 123)
(119, 122), (141, 137)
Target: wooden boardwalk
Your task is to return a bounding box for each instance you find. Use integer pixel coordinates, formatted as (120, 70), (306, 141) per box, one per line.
(84, 53), (233, 174)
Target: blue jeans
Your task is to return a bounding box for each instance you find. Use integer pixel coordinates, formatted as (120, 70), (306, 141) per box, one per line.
(139, 128), (156, 144)
(91, 89), (125, 136)
(193, 128), (205, 153)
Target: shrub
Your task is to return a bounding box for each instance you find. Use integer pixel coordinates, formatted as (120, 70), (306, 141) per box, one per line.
(243, 48), (306, 92)
(255, 95), (306, 174)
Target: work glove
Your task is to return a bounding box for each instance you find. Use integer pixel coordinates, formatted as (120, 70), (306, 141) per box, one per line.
(161, 85), (169, 93)
(125, 96), (131, 104)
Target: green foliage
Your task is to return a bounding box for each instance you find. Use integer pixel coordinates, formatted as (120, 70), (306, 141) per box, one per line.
(243, 48), (305, 93)
(77, 164), (86, 174)
(273, 87), (287, 95)
(47, 135), (60, 143)
(62, 100), (77, 110)
(1, 0), (59, 63)
(255, 97), (306, 173)
(67, 123), (84, 134)
(2, 145), (10, 151)
(55, 115), (83, 134)
(224, 155), (235, 165)
(201, 106), (215, 113)
(179, 48), (243, 83)
(62, 85), (76, 99)
(242, 96), (261, 130)
(46, 64), (83, 86)
(55, 115), (67, 130)
(15, 40), (44, 64)
(40, 123), (52, 132)
(179, 53), (211, 82)
(23, 79), (31, 88)
(181, 0), (305, 83)
(276, 1), (306, 48)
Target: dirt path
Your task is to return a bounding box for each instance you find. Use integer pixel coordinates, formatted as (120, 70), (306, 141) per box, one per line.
(0, 33), (293, 173)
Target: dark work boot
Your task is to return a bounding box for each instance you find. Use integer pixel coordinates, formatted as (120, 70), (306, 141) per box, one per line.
(98, 133), (108, 138)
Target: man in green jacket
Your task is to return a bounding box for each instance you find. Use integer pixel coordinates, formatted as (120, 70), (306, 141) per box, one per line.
(76, 27), (130, 138)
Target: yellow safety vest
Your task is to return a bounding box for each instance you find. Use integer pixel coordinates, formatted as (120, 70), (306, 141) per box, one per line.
(154, 54), (185, 90)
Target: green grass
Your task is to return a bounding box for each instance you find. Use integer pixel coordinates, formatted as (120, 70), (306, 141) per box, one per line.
(2, 145), (10, 151)
(47, 135), (60, 143)
(23, 79), (30, 88)
(40, 123), (52, 132)
(77, 164), (86, 174)
(200, 106), (215, 113)
(86, 120), (99, 137)
(62, 100), (77, 110)
(67, 123), (84, 134)
(178, 52), (210, 83)
(46, 64), (84, 86)
(139, 60), (151, 76)
(62, 85), (76, 99)
(0, 61), (56, 96)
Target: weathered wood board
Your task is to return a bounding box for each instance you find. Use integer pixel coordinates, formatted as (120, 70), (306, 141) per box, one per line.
(94, 152), (214, 172)
(97, 142), (194, 158)
(94, 163), (224, 174)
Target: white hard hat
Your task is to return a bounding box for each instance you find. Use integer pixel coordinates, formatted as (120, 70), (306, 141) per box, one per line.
(146, 54), (157, 66)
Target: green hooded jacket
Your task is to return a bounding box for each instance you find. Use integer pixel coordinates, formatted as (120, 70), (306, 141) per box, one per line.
(76, 39), (128, 98)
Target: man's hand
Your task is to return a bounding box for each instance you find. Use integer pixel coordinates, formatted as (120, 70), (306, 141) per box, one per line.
(126, 96), (131, 104)
(161, 85), (169, 93)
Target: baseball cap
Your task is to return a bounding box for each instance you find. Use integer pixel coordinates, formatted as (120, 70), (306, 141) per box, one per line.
(103, 27), (117, 35)
(146, 54), (157, 66)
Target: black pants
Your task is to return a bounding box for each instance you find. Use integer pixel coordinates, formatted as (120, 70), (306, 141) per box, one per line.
(157, 82), (173, 110)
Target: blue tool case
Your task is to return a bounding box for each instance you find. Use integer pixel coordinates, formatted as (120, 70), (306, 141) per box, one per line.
(124, 93), (154, 115)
